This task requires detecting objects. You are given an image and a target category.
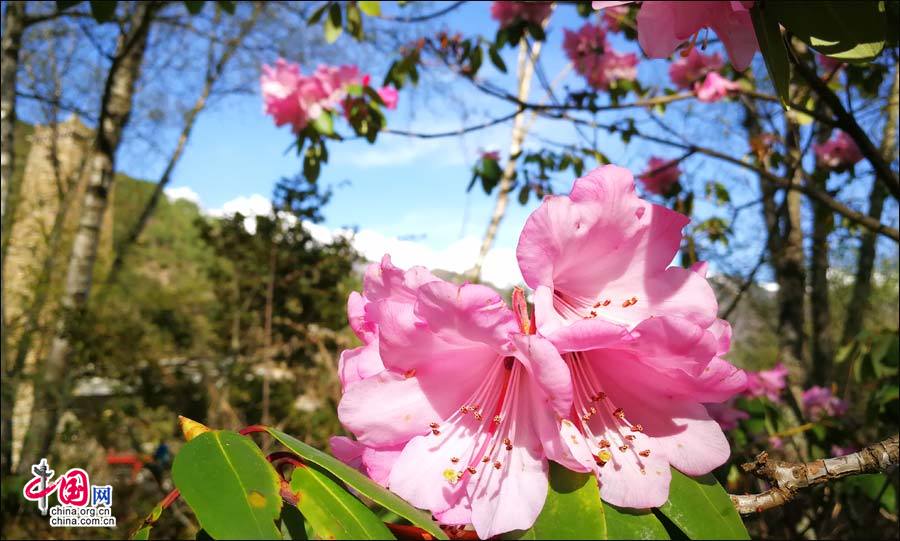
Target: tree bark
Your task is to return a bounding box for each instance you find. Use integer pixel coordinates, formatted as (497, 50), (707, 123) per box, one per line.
(778, 123), (809, 383)
(106, 4), (261, 284)
(17, 2), (158, 470)
(0, 0), (26, 476)
(809, 177), (833, 385)
(469, 38), (540, 282)
(842, 63), (899, 346)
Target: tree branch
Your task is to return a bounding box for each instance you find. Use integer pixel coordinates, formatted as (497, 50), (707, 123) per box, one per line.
(730, 434), (899, 514)
(788, 41), (900, 201)
(543, 112), (900, 242)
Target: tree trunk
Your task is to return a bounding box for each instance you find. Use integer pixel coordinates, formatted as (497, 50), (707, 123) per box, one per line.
(17, 3), (157, 470)
(0, 0), (26, 476)
(105, 4), (261, 284)
(809, 180), (833, 385)
(778, 123), (809, 383)
(469, 38), (540, 281)
(842, 62), (899, 345)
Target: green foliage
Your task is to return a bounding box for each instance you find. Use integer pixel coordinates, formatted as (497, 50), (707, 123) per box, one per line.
(289, 463), (394, 539)
(172, 431), (283, 539)
(657, 469), (749, 540)
(266, 427), (448, 539)
(506, 463), (747, 539)
(504, 463), (608, 539)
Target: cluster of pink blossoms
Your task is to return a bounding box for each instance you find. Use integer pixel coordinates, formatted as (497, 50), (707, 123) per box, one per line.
(564, 23), (638, 90)
(802, 386), (848, 421)
(813, 131), (863, 171)
(490, 1), (552, 27)
(638, 157), (681, 196)
(331, 165), (746, 537)
(595, 1), (758, 71)
(669, 49), (741, 103)
(260, 58), (397, 134)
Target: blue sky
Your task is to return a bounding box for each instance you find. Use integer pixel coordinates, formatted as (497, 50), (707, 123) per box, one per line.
(81, 1), (895, 287)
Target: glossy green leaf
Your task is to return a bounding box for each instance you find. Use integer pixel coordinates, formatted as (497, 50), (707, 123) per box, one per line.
(505, 463), (607, 539)
(290, 463), (393, 540)
(173, 430), (282, 540)
(131, 525), (152, 540)
(279, 504), (308, 540)
(359, 1), (381, 17)
(772, 1), (886, 62)
(751, 2), (791, 106)
(605, 505), (670, 540)
(266, 428), (448, 540)
(657, 469), (749, 540)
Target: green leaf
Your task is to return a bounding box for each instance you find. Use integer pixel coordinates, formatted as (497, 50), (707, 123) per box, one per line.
(290, 464), (393, 540)
(311, 111), (334, 136)
(605, 505), (670, 540)
(771, 1), (886, 62)
(489, 44), (508, 73)
(324, 16), (343, 43)
(89, 0), (117, 22)
(131, 525), (152, 540)
(308, 2), (329, 25)
(505, 463), (607, 539)
(172, 430), (282, 540)
(518, 184), (530, 205)
(279, 504), (308, 540)
(751, 2), (791, 106)
(215, 0), (235, 14)
(324, 2), (343, 43)
(358, 1), (381, 17)
(184, 1), (205, 15)
(657, 469), (749, 540)
(266, 428), (448, 540)
(346, 2), (363, 40)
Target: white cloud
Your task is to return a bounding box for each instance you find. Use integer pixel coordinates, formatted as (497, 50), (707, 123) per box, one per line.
(164, 186), (201, 205)
(198, 194), (525, 288)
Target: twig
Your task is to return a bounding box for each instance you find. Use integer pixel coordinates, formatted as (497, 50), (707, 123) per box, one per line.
(788, 39), (900, 201)
(380, 1), (467, 23)
(730, 434), (899, 514)
(381, 110), (520, 139)
(721, 249), (767, 320)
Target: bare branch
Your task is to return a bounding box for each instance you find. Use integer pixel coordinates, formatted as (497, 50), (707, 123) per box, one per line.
(731, 434), (900, 514)
(788, 40), (900, 201)
(380, 1), (468, 23)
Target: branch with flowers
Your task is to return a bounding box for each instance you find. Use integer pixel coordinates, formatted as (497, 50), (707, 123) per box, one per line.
(125, 1), (898, 540)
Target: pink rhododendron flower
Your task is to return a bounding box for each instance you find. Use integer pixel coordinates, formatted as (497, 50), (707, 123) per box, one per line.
(802, 386), (848, 421)
(490, 1), (552, 27)
(595, 1), (758, 71)
(336, 260), (574, 537)
(564, 23), (608, 75)
(639, 157), (681, 195)
(830, 444), (856, 456)
(481, 150), (501, 161)
(563, 23), (637, 90)
(377, 86), (399, 110)
(516, 165), (746, 508)
(669, 48), (724, 89)
(602, 5), (629, 32)
(744, 363), (788, 402)
(261, 59), (370, 133)
(813, 131), (863, 170)
(768, 436), (784, 450)
(695, 71), (741, 102)
(261, 59), (310, 133)
(706, 400), (750, 431)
